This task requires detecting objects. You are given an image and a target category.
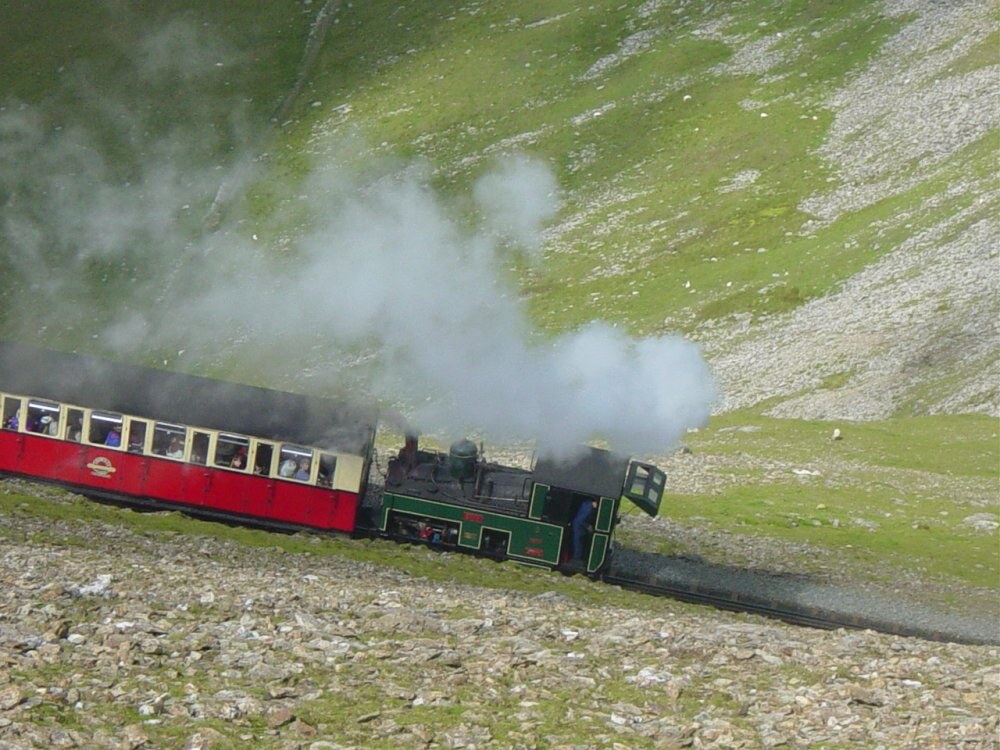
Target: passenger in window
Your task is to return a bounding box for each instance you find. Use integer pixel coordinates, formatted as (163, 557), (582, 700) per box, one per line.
(294, 458), (311, 481)
(4, 414), (18, 430)
(279, 458), (297, 478)
(230, 449), (246, 469)
(42, 416), (59, 436)
(67, 417), (82, 442)
(166, 437), (184, 458)
(105, 425), (122, 447)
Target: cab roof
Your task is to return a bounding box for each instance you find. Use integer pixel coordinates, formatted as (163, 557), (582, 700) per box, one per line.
(533, 447), (630, 499)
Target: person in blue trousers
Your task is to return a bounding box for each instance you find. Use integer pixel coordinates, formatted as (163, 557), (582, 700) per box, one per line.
(571, 499), (598, 562)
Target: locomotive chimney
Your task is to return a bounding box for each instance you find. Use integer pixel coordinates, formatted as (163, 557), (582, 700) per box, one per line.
(401, 433), (418, 471)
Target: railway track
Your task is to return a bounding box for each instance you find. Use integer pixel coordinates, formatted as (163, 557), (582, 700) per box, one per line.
(603, 572), (878, 633)
(601, 567), (999, 646)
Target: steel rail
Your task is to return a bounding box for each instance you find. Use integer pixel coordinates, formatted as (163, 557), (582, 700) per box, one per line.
(601, 572), (996, 645)
(602, 573), (856, 631)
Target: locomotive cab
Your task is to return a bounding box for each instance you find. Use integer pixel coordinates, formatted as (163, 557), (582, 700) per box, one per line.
(533, 448), (636, 572)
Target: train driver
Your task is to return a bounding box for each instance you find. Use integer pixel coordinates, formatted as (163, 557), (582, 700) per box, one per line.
(571, 498), (598, 561)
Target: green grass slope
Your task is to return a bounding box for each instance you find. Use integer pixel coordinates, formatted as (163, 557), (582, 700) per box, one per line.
(617, 412), (999, 597)
(287, 0), (900, 331)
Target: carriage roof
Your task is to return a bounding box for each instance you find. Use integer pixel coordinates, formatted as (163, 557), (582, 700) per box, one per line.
(0, 341), (377, 454)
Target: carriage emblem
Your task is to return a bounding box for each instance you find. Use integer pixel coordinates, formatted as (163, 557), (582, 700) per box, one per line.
(87, 456), (116, 479)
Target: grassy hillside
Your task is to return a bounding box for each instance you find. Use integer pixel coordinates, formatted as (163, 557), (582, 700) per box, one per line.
(0, 1), (996, 590)
(282, 0), (900, 332)
(617, 411), (999, 596)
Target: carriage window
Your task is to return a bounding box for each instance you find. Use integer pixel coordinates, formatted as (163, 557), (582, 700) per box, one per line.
(153, 422), (187, 459)
(191, 432), (210, 465)
(254, 442), (274, 476)
(318, 453), (338, 487)
(278, 445), (313, 482)
(215, 433), (249, 471)
(2, 397), (23, 431)
(126, 420), (148, 453)
(66, 408), (84, 442)
(27, 400), (60, 436)
(88, 412), (123, 448)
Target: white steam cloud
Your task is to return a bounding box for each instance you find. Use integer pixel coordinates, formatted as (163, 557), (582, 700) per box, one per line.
(1, 23), (715, 460)
(159, 159), (716, 458)
(473, 156), (559, 255)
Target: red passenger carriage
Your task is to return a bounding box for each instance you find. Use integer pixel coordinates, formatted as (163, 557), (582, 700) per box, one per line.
(0, 343), (377, 533)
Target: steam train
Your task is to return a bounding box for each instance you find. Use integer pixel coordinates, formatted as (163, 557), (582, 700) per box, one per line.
(0, 342), (666, 574)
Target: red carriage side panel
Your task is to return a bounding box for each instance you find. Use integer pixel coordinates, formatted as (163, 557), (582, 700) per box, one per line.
(239, 475), (278, 520)
(201, 469), (258, 517)
(1, 434), (136, 497)
(0, 430), (24, 473)
(269, 482), (320, 528)
(327, 488), (360, 532)
(141, 458), (206, 509)
(2, 431), (362, 533)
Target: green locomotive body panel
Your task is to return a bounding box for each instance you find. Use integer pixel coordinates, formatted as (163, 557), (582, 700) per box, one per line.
(588, 531), (610, 571)
(381, 491), (563, 566)
(528, 482), (547, 520)
(595, 495), (616, 533)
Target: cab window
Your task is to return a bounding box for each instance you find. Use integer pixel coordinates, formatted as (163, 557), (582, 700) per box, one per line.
(278, 445), (313, 482)
(214, 433), (249, 471)
(2, 397), (22, 431)
(154, 422), (187, 459)
(88, 412), (123, 449)
(628, 464), (650, 496)
(623, 462), (666, 517)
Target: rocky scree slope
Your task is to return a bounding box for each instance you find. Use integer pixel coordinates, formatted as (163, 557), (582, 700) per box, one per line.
(689, 0), (999, 421)
(0, 484), (997, 750)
